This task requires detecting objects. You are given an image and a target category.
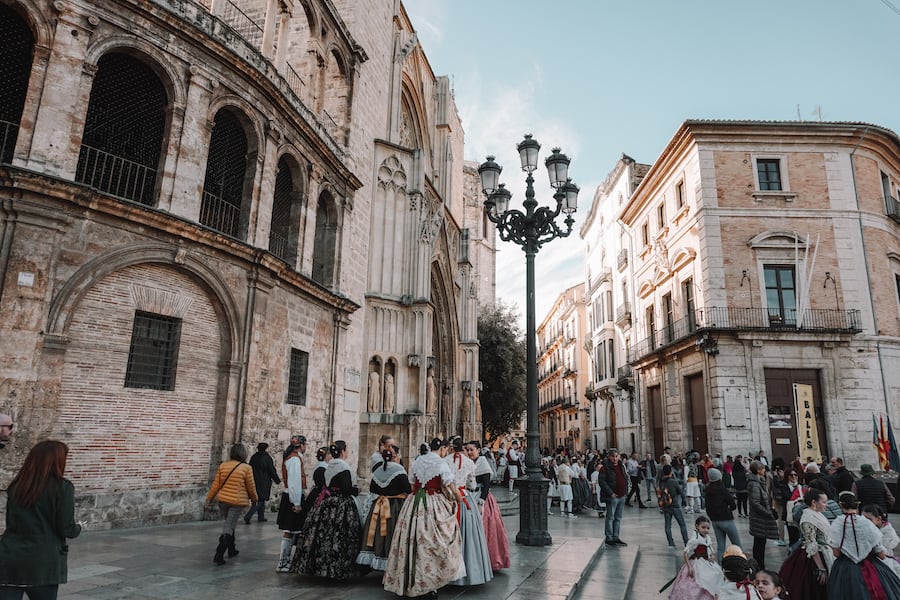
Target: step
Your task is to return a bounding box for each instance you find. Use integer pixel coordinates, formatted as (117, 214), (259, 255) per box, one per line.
(571, 543), (641, 600)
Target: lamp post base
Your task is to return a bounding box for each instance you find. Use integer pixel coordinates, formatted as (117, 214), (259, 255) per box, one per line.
(515, 476), (552, 546)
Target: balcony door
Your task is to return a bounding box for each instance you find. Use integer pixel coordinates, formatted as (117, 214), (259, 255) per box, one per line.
(764, 265), (796, 326)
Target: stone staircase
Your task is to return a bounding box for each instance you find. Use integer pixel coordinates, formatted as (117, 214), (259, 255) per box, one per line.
(571, 543), (641, 600)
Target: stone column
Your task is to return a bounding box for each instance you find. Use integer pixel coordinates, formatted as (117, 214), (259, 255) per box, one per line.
(299, 165), (322, 276)
(274, 6), (292, 71)
(261, 0), (279, 59)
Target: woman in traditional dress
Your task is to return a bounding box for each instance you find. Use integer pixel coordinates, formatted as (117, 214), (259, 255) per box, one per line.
(827, 491), (900, 599)
(466, 440), (510, 571)
(778, 487), (832, 600)
(445, 436), (493, 586)
(668, 515), (721, 600)
(384, 438), (463, 598)
(357, 445), (411, 572)
(291, 441), (361, 580)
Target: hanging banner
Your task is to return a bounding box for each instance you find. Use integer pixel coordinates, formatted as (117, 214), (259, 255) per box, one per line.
(794, 383), (821, 459)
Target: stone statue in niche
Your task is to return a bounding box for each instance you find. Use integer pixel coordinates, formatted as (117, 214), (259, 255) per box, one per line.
(383, 373), (395, 414)
(475, 393), (482, 423)
(460, 392), (471, 427)
(368, 370), (382, 413)
(441, 390), (452, 428)
(425, 372), (437, 415)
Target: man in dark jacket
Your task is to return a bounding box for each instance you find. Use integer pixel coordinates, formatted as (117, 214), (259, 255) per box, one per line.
(852, 463), (895, 512)
(244, 442), (281, 523)
(830, 456), (855, 493)
(659, 465), (688, 548)
(705, 468), (742, 562)
(598, 448), (629, 546)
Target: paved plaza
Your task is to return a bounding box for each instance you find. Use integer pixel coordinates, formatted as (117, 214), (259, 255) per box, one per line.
(56, 491), (793, 600)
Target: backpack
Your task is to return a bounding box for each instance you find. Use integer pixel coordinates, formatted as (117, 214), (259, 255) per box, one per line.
(657, 484), (674, 508)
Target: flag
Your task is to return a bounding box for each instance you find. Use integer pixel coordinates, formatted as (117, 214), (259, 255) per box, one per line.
(888, 416), (900, 473)
(874, 415), (890, 471)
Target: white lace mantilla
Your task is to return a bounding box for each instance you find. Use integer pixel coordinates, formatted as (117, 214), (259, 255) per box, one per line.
(371, 460), (408, 488)
(324, 458), (352, 486)
(410, 451), (454, 486)
(474, 456), (493, 477)
(446, 451), (476, 490)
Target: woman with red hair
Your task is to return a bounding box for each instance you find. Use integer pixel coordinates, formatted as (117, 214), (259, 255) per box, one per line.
(0, 440), (82, 599)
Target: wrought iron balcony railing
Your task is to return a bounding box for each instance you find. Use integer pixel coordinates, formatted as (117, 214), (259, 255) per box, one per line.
(887, 195), (900, 224)
(617, 248), (628, 271)
(0, 119), (18, 165)
(615, 302), (632, 326)
(75, 145), (157, 206)
(627, 307), (862, 362)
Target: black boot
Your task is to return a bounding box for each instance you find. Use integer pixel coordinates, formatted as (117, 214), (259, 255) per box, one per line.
(226, 533), (239, 558)
(214, 535), (227, 565)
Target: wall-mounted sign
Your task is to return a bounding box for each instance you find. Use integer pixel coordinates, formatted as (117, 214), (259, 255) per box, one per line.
(775, 438), (791, 445)
(794, 383), (820, 458)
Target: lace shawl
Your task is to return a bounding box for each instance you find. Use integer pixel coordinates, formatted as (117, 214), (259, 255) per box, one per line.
(474, 455), (493, 477)
(799, 508), (830, 558)
(324, 458), (352, 486)
(881, 522), (900, 553)
(410, 451), (454, 486)
(446, 451), (477, 490)
(370, 460), (407, 488)
(828, 513), (886, 563)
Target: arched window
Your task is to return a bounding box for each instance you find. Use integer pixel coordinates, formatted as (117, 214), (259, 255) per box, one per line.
(311, 191), (338, 286)
(0, 5), (34, 164)
(76, 52), (168, 205)
(268, 156), (304, 264)
(322, 50), (349, 143)
(200, 109), (250, 239)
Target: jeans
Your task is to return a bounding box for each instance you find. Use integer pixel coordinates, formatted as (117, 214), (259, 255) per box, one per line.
(663, 506), (689, 546)
(0, 586), (59, 600)
(644, 477), (657, 500)
(712, 519), (743, 563)
(244, 499), (267, 521)
(626, 476), (644, 505)
(605, 496), (625, 540)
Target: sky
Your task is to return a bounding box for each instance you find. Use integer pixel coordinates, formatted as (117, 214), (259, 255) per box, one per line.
(404, 0), (900, 328)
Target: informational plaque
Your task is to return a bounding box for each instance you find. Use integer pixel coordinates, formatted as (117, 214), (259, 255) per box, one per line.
(724, 388), (747, 427)
(794, 383), (821, 458)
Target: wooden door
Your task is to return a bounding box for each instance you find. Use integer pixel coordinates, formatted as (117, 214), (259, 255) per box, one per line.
(763, 369), (828, 465)
(685, 373), (708, 454)
(648, 385), (664, 455)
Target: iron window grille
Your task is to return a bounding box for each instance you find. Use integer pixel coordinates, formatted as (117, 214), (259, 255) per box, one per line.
(0, 6), (35, 164)
(201, 110), (248, 239)
(125, 312), (181, 390)
(268, 157), (294, 261)
(287, 348), (309, 406)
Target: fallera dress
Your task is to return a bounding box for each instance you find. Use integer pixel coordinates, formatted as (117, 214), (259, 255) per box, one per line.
(445, 450), (493, 586)
(356, 460), (411, 572)
(668, 532), (721, 600)
(474, 455), (510, 571)
(778, 507), (832, 600)
(827, 512), (900, 600)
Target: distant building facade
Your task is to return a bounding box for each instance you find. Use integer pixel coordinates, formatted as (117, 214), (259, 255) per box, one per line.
(537, 284), (590, 452)
(0, 0), (491, 527)
(614, 120), (900, 468)
(579, 155), (649, 454)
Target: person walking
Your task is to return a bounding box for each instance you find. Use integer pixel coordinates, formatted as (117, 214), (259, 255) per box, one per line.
(705, 468), (743, 563)
(0, 440), (82, 599)
(598, 448), (629, 547)
(624, 452), (647, 508)
(642, 453), (659, 503)
(275, 434), (307, 572)
(205, 443), (257, 566)
(244, 442), (281, 524)
(747, 460), (779, 570)
(659, 464), (689, 549)
(732, 456), (749, 517)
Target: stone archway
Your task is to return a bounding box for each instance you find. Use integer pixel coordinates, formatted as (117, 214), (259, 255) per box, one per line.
(430, 261), (458, 438)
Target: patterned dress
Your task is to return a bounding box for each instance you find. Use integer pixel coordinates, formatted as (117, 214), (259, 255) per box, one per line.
(779, 507), (832, 600)
(290, 458), (361, 580)
(668, 532), (721, 600)
(383, 452), (462, 597)
(357, 460), (411, 572)
(446, 450), (493, 586)
(474, 456), (510, 571)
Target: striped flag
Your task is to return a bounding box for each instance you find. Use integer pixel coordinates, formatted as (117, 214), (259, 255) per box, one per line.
(888, 416), (900, 473)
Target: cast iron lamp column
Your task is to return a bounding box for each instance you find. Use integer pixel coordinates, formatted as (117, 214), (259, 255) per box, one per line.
(478, 134), (579, 546)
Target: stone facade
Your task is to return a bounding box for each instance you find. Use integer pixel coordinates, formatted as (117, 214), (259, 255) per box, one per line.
(537, 284), (591, 452)
(0, 0), (490, 527)
(599, 120), (900, 470)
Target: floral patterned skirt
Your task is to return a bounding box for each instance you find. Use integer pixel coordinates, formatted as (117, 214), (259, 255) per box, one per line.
(383, 489), (462, 597)
(290, 493), (361, 580)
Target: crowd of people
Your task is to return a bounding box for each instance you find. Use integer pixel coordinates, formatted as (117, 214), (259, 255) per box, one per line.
(208, 433), (511, 598)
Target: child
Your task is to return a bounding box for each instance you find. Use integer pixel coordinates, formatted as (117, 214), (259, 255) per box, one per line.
(685, 460), (702, 514)
(863, 503), (900, 579)
(716, 546), (762, 600)
(752, 569), (786, 600)
(669, 515), (722, 600)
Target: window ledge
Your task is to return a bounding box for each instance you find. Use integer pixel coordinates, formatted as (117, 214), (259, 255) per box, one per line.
(672, 203), (690, 225)
(654, 226), (669, 241)
(639, 244), (653, 259)
(752, 190), (796, 202)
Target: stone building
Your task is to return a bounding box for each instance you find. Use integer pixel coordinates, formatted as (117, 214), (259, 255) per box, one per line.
(612, 120), (900, 468)
(579, 155), (649, 454)
(537, 284), (590, 452)
(0, 0), (488, 527)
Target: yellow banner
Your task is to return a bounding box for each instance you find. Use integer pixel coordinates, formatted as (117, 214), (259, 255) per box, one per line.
(794, 383), (821, 459)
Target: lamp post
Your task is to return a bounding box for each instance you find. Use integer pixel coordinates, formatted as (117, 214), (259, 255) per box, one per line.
(478, 134), (579, 546)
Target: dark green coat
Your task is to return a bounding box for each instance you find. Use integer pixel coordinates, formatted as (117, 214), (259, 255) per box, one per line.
(0, 478), (82, 585)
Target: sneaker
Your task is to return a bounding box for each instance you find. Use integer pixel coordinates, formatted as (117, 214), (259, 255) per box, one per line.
(776, 540), (788, 546)
(547, 510), (554, 515)
(613, 539), (628, 547)
(597, 512), (605, 518)
(569, 513), (577, 519)
(668, 544), (676, 549)
(276, 564), (290, 573)
(638, 504), (647, 509)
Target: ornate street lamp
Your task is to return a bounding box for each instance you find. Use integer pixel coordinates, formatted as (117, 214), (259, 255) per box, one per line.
(478, 134), (579, 546)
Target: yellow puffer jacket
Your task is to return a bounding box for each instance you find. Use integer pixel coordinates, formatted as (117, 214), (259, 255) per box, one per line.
(206, 460), (257, 507)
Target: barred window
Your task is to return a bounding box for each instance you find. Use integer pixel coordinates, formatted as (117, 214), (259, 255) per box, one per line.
(125, 312), (181, 390)
(0, 5), (35, 165)
(287, 348), (309, 406)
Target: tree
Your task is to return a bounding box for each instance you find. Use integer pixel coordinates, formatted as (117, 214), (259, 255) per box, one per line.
(477, 302), (527, 445)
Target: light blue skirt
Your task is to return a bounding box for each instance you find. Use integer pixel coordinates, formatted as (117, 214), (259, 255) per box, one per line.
(450, 491), (494, 586)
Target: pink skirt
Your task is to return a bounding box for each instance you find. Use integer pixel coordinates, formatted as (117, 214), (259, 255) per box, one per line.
(482, 491), (511, 571)
(668, 563), (716, 600)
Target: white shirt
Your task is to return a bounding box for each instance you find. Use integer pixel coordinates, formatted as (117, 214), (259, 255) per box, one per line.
(285, 455), (304, 506)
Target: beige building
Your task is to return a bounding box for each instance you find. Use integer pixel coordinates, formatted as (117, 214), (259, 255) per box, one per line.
(612, 120), (900, 469)
(0, 0), (490, 527)
(537, 284), (591, 451)
(580, 155), (650, 453)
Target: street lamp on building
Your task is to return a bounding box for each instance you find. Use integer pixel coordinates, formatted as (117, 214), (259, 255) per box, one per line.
(478, 134), (579, 546)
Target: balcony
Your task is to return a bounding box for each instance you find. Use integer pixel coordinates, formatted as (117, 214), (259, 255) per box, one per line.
(615, 303), (632, 327)
(617, 365), (634, 389)
(627, 307), (862, 362)
(617, 248), (628, 271)
(590, 267), (612, 291)
(887, 196), (900, 224)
